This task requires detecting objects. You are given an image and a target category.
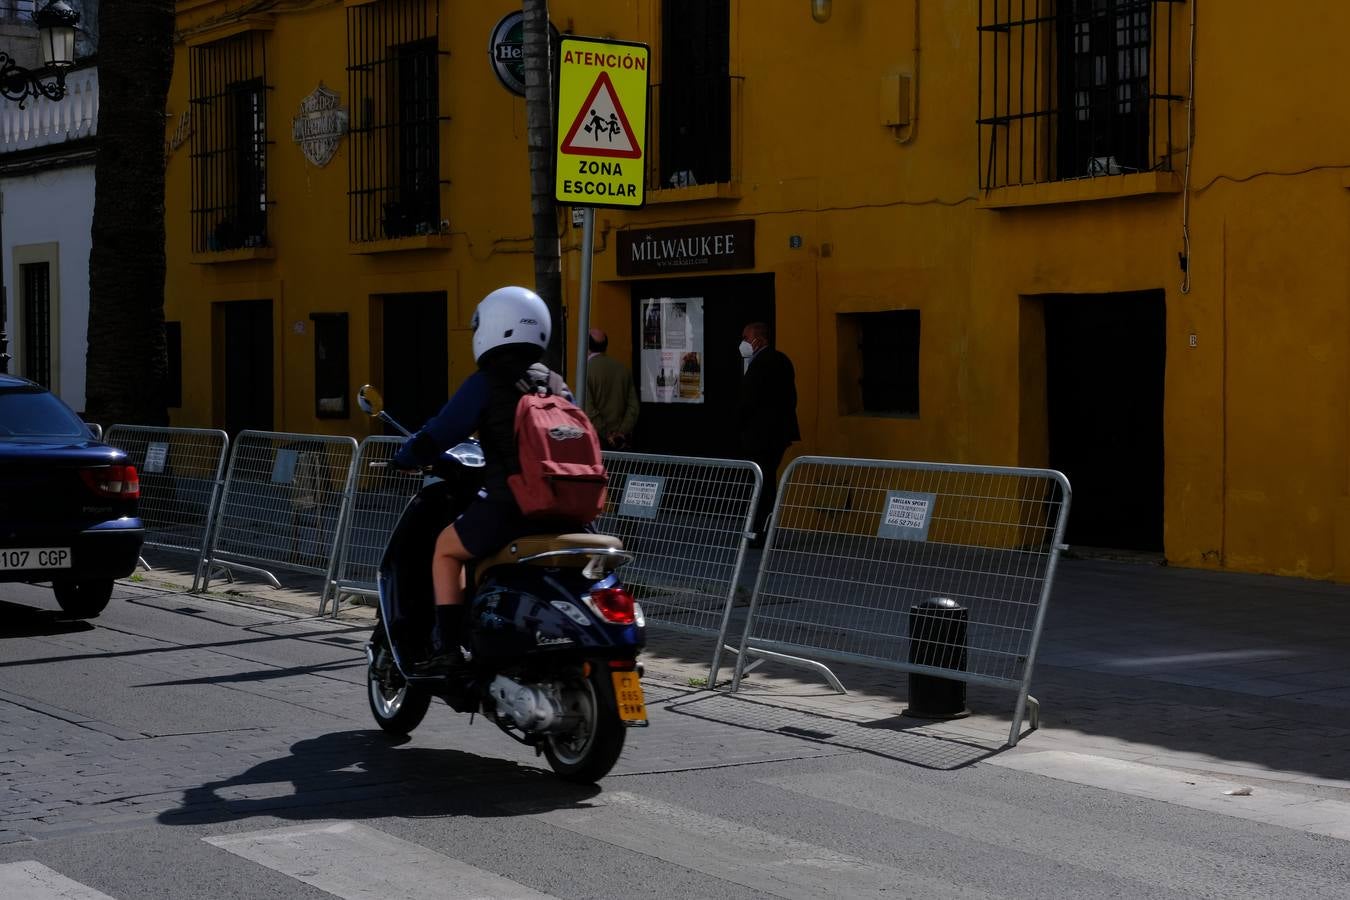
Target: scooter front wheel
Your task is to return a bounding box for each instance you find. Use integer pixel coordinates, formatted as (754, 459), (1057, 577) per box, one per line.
(543, 662), (625, 783)
(368, 625), (431, 736)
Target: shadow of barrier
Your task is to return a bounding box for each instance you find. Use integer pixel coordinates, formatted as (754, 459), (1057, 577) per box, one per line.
(662, 692), (999, 770)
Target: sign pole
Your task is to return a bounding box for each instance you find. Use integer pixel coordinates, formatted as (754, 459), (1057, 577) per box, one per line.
(573, 207), (596, 407)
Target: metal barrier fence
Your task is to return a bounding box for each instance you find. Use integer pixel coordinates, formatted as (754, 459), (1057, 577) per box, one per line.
(595, 452), (761, 685)
(105, 425), (230, 591)
(732, 457), (1071, 747)
(327, 435), (423, 614)
(202, 431), (359, 600)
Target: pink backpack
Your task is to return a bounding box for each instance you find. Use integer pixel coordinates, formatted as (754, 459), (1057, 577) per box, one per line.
(507, 383), (607, 523)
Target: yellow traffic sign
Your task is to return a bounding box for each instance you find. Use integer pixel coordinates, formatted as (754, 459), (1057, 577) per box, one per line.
(555, 36), (649, 208)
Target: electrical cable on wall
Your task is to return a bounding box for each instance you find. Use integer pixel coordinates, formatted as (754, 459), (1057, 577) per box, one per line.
(1179, 0), (1197, 295)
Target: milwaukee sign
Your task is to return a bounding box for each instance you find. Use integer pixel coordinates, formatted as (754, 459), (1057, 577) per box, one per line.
(616, 220), (755, 276)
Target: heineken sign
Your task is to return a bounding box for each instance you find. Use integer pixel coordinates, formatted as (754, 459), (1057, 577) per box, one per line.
(489, 12), (560, 97)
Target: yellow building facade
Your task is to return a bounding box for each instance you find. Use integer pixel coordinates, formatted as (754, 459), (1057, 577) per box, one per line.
(164, 0), (1350, 581)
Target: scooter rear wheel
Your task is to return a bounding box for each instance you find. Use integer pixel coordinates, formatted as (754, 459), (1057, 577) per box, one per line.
(368, 625), (431, 736)
(543, 662), (625, 783)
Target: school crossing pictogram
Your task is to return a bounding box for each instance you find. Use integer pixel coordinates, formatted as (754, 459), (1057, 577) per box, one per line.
(559, 71), (641, 159)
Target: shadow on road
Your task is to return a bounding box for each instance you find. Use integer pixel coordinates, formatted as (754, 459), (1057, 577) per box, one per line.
(662, 693), (1000, 771)
(157, 730), (600, 827)
(0, 599), (97, 638)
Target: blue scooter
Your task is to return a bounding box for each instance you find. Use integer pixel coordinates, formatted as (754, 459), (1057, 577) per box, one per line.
(356, 385), (647, 783)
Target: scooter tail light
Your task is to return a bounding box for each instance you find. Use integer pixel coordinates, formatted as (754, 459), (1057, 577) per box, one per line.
(80, 464), (140, 499)
(586, 586), (637, 625)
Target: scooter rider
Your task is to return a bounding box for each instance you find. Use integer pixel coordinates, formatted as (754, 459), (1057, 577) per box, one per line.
(392, 286), (575, 671)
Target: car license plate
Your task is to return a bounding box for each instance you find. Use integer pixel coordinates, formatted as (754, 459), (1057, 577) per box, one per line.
(0, 547), (72, 571)
(611, 670), (648, 726)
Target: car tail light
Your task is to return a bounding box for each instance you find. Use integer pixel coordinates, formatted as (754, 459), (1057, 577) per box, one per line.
(586, 586), (637, 625)
(80, 464), (140, 499)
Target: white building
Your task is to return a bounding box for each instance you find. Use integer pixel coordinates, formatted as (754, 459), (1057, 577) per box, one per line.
(1, 0), (98, 412)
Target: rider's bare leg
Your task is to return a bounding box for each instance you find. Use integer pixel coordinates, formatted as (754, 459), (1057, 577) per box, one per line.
(432, 523), (472, 607)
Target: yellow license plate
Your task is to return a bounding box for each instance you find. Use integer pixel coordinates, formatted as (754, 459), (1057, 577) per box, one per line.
(611, 670), (648, 726)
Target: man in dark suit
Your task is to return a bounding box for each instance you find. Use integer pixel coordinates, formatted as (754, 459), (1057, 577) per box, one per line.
(737, 321), (800, 545)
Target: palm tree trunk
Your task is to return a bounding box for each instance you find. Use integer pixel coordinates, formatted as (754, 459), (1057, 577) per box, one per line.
(84, 0), (175, 426)
(522, 0), (564, 373)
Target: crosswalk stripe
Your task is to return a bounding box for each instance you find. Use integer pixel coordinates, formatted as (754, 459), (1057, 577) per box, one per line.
(204, 821), (557, 900)
(0, 861), (117, 900)
(991, 751), (1350, 842)
(516, 790), (992, 900)
(762, 767), (1350, 895)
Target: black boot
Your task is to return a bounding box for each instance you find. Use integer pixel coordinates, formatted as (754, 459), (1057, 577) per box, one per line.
(414, 604), (467, 674)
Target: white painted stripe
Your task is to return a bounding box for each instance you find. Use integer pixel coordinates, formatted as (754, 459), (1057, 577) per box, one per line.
(991, 750), (1350, 841)
(0, 861), (117, 900)
(205, 821), (556, 900)
(763, 768), (1350, 895)
(518, 790), (991, 900)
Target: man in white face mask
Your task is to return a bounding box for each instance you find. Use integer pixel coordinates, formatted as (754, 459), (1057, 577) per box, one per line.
(736, 322), (800, 546)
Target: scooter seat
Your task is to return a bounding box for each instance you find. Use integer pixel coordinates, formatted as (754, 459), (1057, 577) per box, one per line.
(475, 533), (624, 585)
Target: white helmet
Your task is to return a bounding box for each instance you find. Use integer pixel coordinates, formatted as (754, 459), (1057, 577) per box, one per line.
(471, 286), (551, 362)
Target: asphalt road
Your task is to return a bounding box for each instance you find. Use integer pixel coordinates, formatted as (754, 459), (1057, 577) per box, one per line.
(1, 580), (1347, 899)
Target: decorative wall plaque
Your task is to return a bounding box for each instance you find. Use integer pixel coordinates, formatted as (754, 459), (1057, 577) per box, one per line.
(292, 82), (348, 168)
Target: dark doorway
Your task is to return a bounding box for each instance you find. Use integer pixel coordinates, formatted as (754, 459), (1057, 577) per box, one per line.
(630, 274), (774, 458)
(218, 300), (274, 435)
(1044, 290), (1165, 551)
(379, 292), (448, 433)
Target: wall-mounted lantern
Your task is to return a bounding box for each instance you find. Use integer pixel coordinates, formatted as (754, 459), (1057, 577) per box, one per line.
(1, 1), (82, 109)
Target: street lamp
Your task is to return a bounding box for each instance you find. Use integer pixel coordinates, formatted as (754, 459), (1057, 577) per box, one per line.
(0, 0), (81, 375)
(0, 0), (81, 109)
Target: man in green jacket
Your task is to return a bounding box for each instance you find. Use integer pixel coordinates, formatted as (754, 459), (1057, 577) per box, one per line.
(584, 328), (640, 450)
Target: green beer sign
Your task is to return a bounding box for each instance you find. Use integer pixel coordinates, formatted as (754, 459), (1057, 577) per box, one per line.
(488, 12), (560, 97)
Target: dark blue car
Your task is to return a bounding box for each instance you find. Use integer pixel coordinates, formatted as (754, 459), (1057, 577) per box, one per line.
(0, 374), (144, 617)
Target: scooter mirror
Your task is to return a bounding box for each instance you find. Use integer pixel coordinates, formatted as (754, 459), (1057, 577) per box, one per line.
(356, 384), (384, 417)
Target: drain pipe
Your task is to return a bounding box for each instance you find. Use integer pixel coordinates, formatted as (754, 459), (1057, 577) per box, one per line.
(896, 0), (921, 145)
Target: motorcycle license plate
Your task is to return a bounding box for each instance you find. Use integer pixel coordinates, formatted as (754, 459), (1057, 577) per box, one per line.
(611, 670), (648, 726)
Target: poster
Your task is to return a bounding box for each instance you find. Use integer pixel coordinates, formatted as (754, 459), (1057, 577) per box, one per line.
(639, 297), (704, 404)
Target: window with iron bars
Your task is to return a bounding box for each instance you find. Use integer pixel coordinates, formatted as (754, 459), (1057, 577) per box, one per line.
(347, 0), (447, 243)
(976, 0), (1183, 190)
(189, 32), (271, 253)
(649, 0), (732, 191)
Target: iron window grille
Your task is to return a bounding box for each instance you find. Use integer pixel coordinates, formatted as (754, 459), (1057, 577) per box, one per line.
(648, 0), (732, 190)
(20, 261), (51, 389)
(189, 31), (271, 253)
(977, 0), (1183, 190)
(347, 0), (448, 243)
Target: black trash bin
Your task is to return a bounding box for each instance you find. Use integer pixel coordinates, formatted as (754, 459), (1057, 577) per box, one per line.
(904, 596), (970, 719)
